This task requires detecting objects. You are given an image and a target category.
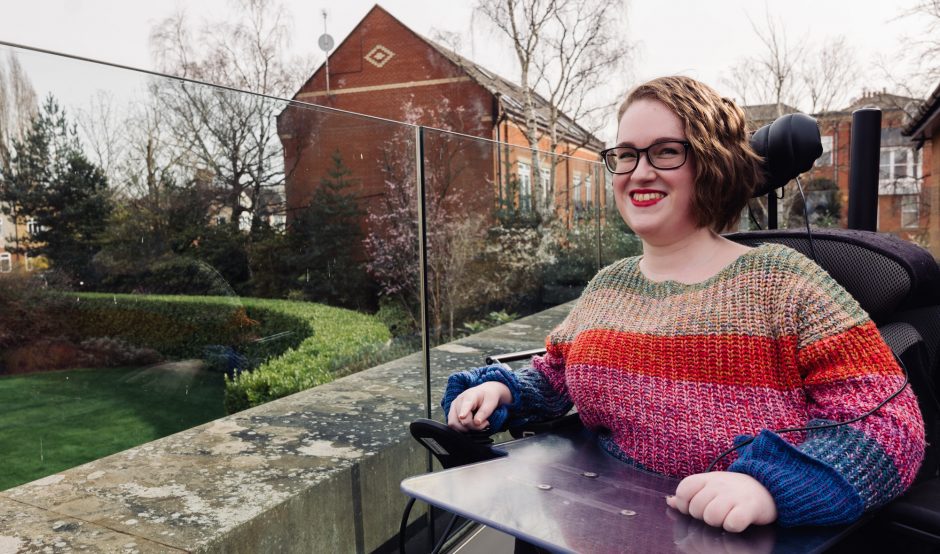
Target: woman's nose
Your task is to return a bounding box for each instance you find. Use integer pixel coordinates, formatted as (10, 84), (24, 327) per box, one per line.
(630, 154), (656, 181)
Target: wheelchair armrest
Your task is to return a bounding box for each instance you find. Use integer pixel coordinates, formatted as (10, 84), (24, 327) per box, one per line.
(508, 412), (582, 439)
(485, 348), (546, 366)
(882, 477), (940, 544)
(483, 347), (578, 439)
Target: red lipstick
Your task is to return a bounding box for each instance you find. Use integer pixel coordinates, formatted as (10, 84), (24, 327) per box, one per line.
(630, 189), (667, 207)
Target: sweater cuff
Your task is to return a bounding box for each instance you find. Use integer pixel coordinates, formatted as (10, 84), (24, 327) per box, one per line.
(727, 430), (864, 526)
(440, 364), (522, 432)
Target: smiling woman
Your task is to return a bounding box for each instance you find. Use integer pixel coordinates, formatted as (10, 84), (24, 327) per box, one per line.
(442, 75), (925, 536)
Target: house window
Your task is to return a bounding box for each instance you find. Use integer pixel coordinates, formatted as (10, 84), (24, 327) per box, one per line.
(572, 173), (582, 213)
(585, 175), (593, 207)
(27, 218), (39, 235)
(25, 254), (33, 272)
(815, 136), (833, 167)
(215, 216), (227, 226)
(901, 195), (920, 228)
(539, 168), (550, 203)
(0, 253), (10, 273)
(880, 147), (917, 182)
(517, 161), (532, 212)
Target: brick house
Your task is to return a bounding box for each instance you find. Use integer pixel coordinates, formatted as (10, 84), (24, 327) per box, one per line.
(744, 91), (936, 256)
(275, 4), (605, 240)
(904, 80), (940, 258)
(0, 212), (31, 272)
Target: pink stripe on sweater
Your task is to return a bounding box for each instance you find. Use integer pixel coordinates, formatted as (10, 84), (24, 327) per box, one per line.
(565, 364), (808, 477)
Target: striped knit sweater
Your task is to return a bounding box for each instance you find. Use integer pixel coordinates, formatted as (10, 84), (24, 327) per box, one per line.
(443, 244), (925, 526)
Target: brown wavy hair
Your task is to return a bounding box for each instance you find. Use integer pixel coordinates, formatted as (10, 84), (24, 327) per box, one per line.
(617, 76), (763, 232)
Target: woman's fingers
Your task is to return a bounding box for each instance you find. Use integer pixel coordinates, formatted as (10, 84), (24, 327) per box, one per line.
(722, 505), (753, 534)
(670, 473), (709, 515)
(701, 495), (735, 529)
(474, 390), (500, 428)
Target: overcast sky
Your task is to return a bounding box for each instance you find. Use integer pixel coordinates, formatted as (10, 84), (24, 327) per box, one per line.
(0, 0), (932, 143)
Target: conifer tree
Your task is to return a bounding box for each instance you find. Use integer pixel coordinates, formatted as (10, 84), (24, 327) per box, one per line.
(289, 150), (367, 307)
(0, 96), (112, 283)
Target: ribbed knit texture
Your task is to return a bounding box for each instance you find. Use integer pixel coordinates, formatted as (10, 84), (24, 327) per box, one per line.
(442, 244), (925, 526)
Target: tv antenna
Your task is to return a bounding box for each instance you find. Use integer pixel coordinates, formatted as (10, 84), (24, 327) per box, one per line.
(318, 10), (334, 95)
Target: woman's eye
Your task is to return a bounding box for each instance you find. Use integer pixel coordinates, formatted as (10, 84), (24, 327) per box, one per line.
(618, 150), (638, 160)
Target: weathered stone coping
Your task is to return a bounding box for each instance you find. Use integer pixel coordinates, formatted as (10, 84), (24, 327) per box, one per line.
(0, 303), (572, 553)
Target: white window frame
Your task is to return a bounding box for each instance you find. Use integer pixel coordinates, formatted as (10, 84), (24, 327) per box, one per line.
(539, 167), (550, 204)
(572, 172), (582, 211)
(26, 218), (39, 236)
(901, 194), (920, 229)
(0, 253), (11, 273)
(517, 161), (532, 212)
(25, 254), (33, 272)
(878, 147), (920, 195)
(584, 174), (593, 206)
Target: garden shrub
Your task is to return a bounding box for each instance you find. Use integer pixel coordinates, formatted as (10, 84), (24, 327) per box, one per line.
(0, 273), (72, 351)
(97, 257), (239, 297)
(77, 337), (162, 367)
(222, 300), (390, 413)
(67, 293), (272, 360)
(63, 293), (391, 413)
(544, 218), (643, 288)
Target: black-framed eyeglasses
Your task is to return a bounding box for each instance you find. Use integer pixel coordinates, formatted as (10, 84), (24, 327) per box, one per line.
(600, 141), (691, 174)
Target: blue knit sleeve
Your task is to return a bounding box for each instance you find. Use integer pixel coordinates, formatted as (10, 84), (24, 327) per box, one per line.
(440, 363), (573, 432)
(727, 253), (924, 526)
(728, 428), (865, 526)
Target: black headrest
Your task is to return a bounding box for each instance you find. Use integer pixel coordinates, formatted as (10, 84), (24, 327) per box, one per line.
(750, 113), (823, 198)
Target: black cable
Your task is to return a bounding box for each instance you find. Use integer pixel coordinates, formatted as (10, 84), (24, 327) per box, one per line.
(399, 497), (416, 554)
(795, 176), (819, 262)
(430, 513), (461, 554)
(747, 203), (763, 231)
(705, 353), (911, 472)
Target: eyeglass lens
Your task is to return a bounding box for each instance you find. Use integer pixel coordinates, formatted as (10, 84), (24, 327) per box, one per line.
(604, 142), (686, 174)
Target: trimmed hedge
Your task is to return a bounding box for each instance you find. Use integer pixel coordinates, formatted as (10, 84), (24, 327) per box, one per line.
(69, 293), (279, 360)
(68, 294), (390, 413)
(220, 298), (391, 413)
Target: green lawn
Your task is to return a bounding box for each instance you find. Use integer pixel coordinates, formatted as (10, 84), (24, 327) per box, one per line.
(0, 363), (225, 491)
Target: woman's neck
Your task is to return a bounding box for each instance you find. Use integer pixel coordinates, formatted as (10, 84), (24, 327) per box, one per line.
(639, 228), (748, 283)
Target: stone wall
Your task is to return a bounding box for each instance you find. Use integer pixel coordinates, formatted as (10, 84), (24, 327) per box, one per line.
(0, 304), (572, 553)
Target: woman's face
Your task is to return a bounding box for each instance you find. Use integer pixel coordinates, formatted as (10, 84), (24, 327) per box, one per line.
(613, 99), (699, 244)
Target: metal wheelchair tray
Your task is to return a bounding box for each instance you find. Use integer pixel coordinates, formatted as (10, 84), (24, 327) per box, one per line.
(401, 426), (863, 553)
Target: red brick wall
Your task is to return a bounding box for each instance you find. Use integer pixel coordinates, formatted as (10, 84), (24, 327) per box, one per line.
(278, 6), (498, 237)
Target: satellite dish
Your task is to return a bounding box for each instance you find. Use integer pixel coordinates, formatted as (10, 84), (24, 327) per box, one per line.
(318, 33), (334, 52)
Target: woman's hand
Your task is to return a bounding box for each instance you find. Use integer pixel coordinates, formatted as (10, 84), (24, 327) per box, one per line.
(666, 472), (777, 533)
(446, 381), (512, 432)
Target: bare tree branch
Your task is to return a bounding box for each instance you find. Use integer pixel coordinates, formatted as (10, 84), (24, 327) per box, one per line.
(799, 36), (859, 114)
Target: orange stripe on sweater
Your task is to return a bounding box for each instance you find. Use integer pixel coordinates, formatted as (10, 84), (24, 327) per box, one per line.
(800, 321), (901, 385)
(561, 328), (804, 389)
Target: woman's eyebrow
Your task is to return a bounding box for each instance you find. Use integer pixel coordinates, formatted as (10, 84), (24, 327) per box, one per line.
(614, 137), (685, 148)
